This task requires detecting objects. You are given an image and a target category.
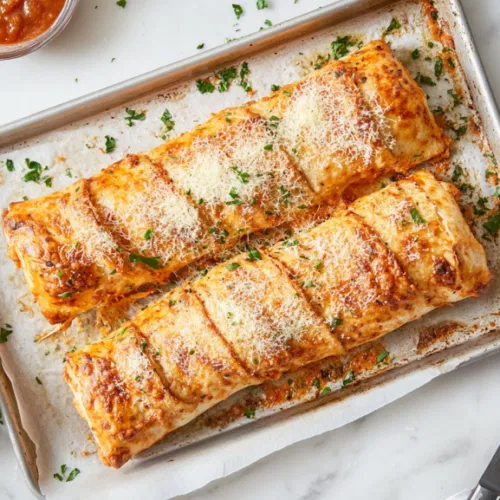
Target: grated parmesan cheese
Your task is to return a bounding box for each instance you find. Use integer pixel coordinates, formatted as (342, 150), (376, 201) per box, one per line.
(99, 173), (202, 263)
(275, 73), (395, 189)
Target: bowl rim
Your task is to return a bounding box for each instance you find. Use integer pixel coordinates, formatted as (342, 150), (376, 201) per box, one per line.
(0, 0), (80, 60)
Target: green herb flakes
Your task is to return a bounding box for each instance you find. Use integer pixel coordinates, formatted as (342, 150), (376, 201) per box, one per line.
(0, 324), (13, 344)
(385, 17), (401, 35)
(244, 407), (256, 419)
(225, 262), (241, 271)
(342, 370), (354, 387)
(256, 0), (268, 10)
(247, 248), (262, 261)
(5, 159), (14, 171)
(105, 135), (116, 153)
(434, 57), (443, 78)
(124, 108), (146, 127)
(233, 4), (243, 19)
(376, 350), (390, 364)
(129, 254), (162, 269)
(161, 109), (175, 132)
(410, 207), (426, 224)
(331, 35), (354, 60)
(23, 158), (42, 183)
(483, 212), (500, 236)
(116, 0), (126, 7)
(196, 79), (215, 94)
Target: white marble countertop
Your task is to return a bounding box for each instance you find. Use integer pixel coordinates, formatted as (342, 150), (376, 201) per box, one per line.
(1, 1), (500, 499)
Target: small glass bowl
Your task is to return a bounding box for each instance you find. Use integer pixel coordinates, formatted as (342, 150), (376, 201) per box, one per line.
(0, 0), (80, 60)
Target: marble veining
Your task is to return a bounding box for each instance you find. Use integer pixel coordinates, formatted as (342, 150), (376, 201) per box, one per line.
(1, 0), (500, 499)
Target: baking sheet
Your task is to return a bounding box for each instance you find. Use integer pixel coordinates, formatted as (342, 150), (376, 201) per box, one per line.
(1, 0), (500, 499)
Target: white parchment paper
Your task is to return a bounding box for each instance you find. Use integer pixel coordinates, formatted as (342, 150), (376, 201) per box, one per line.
(0, 1), (499, 499)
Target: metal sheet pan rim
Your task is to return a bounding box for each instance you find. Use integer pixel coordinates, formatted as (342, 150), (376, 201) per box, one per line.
(1, 0), (499, 496)
(0, 0), (391, 149)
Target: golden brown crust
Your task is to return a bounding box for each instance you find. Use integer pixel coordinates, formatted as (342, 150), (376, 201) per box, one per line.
(63, 172), (489, 469)
(3, 41), (448, 325)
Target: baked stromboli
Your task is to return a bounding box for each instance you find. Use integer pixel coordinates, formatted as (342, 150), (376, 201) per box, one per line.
(63, 172), (489, 469)
(3, 41), (448, 325)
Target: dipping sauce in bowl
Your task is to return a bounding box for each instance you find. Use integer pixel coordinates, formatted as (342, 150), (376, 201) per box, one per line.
(0, 0), (66, 44)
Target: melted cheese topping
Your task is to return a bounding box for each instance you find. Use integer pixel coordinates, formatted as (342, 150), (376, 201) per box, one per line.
(99, 174), (201, 262)
(167, 117), (310, 217)
(276, 74), (395, 176)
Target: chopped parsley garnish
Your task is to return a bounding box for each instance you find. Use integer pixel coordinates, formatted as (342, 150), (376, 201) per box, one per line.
(448, 89), (462, 107)
(189, 349), (195, 355)
(411, 48), (420, 60)
(313, 260), (322, 270)
(342, 370), (354, 387)
(376, 350), (390, 364)
(105, 135), (116, 153)
(247, 248), (262, 261)
(116, 0), (126, 7)
(434, 57), (443, 78)
(320, 386), (332, 395)
(430, 10), (438, 20)
(263, 144), (273, 150)
(43, 176), (52, 187)
(256, 0), (268, 9)
(415, 73), (436, 87)
(225, 262), (240, 271)
(169, 299), (176, 306)
(144, 228), (153, 240)
(237, 62), (252, 92)
(124, 108), (146, 127)
(161, 109), (175, 132)
(58, 292), (72, 298)
(448, 57), (455, 68)
(66, 168), (72, 178)
(451, 164), (463, 183)
(0, 324), (13, 344)
(244, 407), (256, 419)
(410, 207), (426, 224)
(264, 19), (272, 27)
(280, 185), (291, 204)
(141, 342), (147, 351)
(329, 317), (343, 330)
(473, 197), (489, 216)
(5, 159), (14, 171)
(385, 17), (401, 35)
(232, 4), (243, 19)
(483, 212), (500, 236)
(484, 153), (498, 165)
(313, 378), (320, 389)
(283, 239), (299, 247)
(271, 84), (281, 92)
(231, 165), (250, 183)
(197, 43), (205, 50)
(129, 254), (162, 269)
(196, 79), (215, 94)
(216, 66), (238, 92)
(23, 158), (43, 183)
(109, 269), (117, 275)
(331, 35), (354, 60)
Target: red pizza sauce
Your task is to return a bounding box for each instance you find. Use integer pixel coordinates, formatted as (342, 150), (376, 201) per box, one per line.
(0, 0), (66, 44)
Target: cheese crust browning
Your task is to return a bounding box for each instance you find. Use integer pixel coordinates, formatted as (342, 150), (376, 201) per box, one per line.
(63, 172), (490, 469)
(3, 41), (448, 324)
